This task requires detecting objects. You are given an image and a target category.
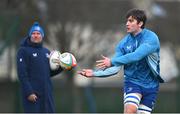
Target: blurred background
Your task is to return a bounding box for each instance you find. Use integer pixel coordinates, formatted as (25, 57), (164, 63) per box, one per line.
(0, 0), (180, 113)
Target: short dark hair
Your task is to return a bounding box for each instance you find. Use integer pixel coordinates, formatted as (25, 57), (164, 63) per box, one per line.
(126, 9), (147, 29)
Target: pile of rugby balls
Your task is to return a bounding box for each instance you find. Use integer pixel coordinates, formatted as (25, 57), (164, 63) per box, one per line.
(49, 50), (77, 70)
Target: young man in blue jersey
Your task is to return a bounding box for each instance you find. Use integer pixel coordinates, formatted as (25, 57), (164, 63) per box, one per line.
(17, 22), (63, 113)
(78, 9), (164, 114)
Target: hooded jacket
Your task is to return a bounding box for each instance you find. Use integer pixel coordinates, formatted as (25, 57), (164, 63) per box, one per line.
(16, 37), (63, 112)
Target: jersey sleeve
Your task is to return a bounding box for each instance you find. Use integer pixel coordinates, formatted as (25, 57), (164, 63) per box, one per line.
(17, 48), (34, 97)
(111, 34), (159, 66)
(93, 66), (121, 77)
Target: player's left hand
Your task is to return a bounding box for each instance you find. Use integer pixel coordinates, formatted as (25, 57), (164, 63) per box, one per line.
(96, 55), (111, 69)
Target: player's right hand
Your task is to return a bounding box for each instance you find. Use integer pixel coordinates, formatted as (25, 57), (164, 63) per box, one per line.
(52, 58), (61, 65)
(77, 69), (93, 77)
(28, 93), (38, 102)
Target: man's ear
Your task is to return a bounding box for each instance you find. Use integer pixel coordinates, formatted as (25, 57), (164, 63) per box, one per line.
(138, 21), (143, 28)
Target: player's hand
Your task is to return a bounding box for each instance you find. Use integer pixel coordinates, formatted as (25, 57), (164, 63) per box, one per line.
(28, 93), (38, 102)
(96, 55), (111, 69)
(52, 58), (60, 65)
(77, 69), (93, 77)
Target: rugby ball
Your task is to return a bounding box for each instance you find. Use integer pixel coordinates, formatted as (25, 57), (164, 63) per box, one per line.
(59, 52), (77, 70)
(49, 50), (61, 70)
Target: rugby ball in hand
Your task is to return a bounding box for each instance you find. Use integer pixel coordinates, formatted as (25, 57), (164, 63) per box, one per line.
(49, 50), (61, 70)
(59, 52), (77, 70)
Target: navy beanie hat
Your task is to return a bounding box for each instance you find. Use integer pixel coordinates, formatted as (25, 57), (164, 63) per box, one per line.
(29, 22), (44, 38)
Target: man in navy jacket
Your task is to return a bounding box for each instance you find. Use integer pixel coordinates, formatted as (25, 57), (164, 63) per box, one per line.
(17, 22), (63, 113)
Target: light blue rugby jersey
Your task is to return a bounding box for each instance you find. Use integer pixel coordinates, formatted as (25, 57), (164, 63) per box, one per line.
(93, 28), (164, 88)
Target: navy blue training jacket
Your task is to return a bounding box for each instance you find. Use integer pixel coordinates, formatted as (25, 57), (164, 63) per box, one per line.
(16, 37), (63, 113)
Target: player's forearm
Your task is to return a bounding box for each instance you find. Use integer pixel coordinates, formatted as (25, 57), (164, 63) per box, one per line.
(93, 66), (121, 77)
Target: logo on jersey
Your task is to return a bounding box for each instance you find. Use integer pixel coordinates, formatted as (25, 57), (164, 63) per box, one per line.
(127, 45), (132, 50)
(33, 53), (37, 57)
